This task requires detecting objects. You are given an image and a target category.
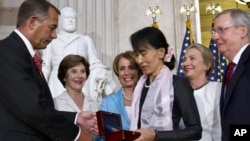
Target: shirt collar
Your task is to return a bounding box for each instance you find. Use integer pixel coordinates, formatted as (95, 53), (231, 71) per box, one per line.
(14, 29), (35, 57)
(232, 43), (249, 64)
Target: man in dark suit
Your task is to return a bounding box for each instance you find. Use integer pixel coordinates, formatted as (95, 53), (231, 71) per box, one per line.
(0, 0), (97, 140)
(213, 9), (250, 141)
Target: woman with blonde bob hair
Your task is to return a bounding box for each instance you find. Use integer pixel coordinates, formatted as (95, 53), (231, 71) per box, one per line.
(101, 50), (142, 130)
(182, 43), (222, 141)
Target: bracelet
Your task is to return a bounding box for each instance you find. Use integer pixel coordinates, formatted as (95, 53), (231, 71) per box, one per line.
(154, 130), (159, 141)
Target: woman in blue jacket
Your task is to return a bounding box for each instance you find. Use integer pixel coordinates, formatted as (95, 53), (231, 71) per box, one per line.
(100, 50), (142, 130)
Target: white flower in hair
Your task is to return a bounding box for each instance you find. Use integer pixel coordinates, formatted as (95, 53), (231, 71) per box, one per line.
(164, 46), (174, 62)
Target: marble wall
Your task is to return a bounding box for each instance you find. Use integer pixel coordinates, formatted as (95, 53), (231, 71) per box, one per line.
(0, 0), (197, 73)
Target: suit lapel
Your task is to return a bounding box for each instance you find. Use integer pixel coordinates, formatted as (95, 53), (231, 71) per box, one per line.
(59, 93), (81, 112)
(117, 89), (130, 122)
(223, 62), (245, 110)
(220, 79), (226, 112)
(223, 45), (250, 111)
(11, 32), (54, 106)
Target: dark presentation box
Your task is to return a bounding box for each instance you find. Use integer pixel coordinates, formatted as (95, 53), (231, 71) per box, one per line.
(96, 110), (140, 141)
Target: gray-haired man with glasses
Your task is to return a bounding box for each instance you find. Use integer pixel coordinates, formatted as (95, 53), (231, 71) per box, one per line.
(213, 8), (250, 141)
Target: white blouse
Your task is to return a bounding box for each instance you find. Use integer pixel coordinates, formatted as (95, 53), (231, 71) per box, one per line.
(194, 81), (222, 141)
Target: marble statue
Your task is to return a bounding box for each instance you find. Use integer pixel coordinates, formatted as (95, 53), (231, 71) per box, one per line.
(42, 7), (116, 111)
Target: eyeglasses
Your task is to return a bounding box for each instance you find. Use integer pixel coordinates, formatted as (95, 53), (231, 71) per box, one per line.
(211, 26), (235, 36)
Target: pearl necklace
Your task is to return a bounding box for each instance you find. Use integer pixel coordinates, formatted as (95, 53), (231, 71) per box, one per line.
(122, 89), (132, 101)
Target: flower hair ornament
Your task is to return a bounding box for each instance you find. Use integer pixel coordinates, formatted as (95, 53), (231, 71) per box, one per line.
(164, 46), (174, 62)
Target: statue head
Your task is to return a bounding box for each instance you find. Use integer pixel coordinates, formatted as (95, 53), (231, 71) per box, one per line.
(60, 7), (77, 33)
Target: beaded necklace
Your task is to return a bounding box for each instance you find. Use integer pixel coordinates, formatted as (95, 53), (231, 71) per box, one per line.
(122, 89), (132, 101)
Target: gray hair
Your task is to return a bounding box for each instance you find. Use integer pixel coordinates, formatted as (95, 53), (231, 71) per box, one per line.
(215, 9), (250, 40)
(16, 0), (60, 28)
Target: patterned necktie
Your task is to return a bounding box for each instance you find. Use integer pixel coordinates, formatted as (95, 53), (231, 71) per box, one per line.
(33, 54), (42, 76)
(225, 62), (236, 87)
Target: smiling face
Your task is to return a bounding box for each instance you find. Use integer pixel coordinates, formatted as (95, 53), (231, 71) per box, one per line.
(182, 48), (210, 80)
(117, 57), (139, 89)
(64, 63), (87, 93)
(213, 13), (248, 61)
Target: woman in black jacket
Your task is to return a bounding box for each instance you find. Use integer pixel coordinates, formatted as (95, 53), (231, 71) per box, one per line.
(130, 27), (202, 141)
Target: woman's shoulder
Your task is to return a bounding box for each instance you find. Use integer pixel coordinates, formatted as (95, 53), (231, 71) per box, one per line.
(208, 81), (222, 87)
(54, 91), (69, 100)
(102, 89), (123, 101)
(172, 74), (188, 80)
(172, 75), (190, 85)
(172, 75), (193, 98)
(207, 81), (222, 96)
